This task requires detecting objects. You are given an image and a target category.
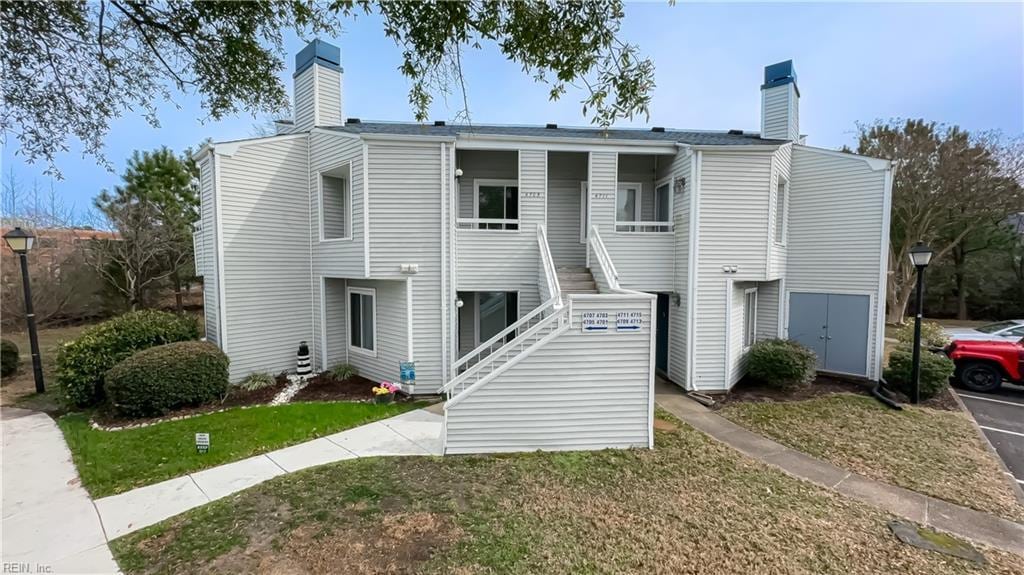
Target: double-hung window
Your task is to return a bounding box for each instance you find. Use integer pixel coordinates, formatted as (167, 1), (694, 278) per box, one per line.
(348, 287), (376, 356)
(474, 179), (519, 230)
(774, 175), (787, 244)
(320, 163), (352, 241)
(743, 288), (758, 349)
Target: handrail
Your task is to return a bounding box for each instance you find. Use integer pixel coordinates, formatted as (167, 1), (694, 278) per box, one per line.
(452, 296), (558, 373)
(589, 225), (621, 290)
(441, 302), (567, 396)
(537, 224), (563, 309)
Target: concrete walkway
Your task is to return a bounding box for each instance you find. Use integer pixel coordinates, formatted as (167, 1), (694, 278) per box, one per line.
(654, 382), (1024, 557)
(2, 408), (120, 574)
(94, 408), (443, 539)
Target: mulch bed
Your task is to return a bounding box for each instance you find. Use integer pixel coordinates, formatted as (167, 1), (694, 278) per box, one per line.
(711, 374), (960, 412)
(91, 373), (415, 428)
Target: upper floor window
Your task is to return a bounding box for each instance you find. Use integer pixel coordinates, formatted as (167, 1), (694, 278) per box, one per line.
(774, 175), (787, 244)
(472, 179), (519, 231)
(320, 163), (351, 241)
(616, 180), (672, 233)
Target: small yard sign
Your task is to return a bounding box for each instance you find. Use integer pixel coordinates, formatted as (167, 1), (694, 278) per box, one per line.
(582, 311), (609, 333)
(400, 361), (416, 392)
(616, 311), (643, 332)
(195, 433), (210, 454)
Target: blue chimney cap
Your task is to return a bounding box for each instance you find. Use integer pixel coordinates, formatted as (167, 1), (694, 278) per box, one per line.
(761, 60), (798, 96)
(295, 39), (342, 77)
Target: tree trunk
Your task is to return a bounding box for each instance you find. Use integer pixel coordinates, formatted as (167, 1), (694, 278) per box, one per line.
(887, 281), (915, 325)
(173, 270), (183, 313)
(953, 245), (968, 320)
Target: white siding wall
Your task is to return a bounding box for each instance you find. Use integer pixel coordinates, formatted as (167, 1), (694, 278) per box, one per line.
(368, 141), (445, 391)
(756, 280), (781, 341)
(218, 136), (313, 381)
(666, 152), (692, 388)
(310, 132), (364, 370)
(761, 83), (798, 141)
(345, 278), (408, 384)
(786, 146), (888, 379)
(445, 296), (654, 454)
(546, 152), (587, 268)
(293, 67), (316, 132)
(197, 152), (220, 346)
(323, 278), (348, 368)
(457, 149), (545, 318)
(767, 144), (792, 279)
(601, 154), (674, 291)
(316, 65), (343, 126)
(692, 149), (774, 391)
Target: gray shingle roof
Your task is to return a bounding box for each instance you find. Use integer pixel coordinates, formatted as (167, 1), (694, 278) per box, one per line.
(323, 121), (784, 146)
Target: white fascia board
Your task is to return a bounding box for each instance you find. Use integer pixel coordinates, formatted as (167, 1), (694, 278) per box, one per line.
(360, 133), (457, 143)
(687, 144), (782, 152)
(212, 133), (308, 157)
(310, 127), (362, 140)
(793, 144), (891, 172)
(456, 133), (677, 154)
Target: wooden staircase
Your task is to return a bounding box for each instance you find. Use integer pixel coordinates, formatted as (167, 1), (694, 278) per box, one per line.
(557, 266), (598, 297)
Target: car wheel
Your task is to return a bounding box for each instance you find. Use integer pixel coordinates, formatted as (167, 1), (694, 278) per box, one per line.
(958, 362), (1003, 393)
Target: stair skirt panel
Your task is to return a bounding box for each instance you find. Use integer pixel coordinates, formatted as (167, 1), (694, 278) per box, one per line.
(445, 295), (655, 454)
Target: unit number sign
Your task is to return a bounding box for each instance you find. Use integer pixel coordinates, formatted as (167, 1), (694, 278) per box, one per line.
(581, 311), (643, 333)
(616, 311), (643, 331)
(581, 311), (609, 333)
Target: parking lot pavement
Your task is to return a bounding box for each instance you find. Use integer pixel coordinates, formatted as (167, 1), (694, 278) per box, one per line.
(957, 382), (1024, 486)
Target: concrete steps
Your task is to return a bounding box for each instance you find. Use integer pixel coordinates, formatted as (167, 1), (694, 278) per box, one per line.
(557, 266), (598, 296)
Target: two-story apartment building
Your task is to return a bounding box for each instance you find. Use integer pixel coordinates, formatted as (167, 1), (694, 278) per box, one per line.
(193, 40), (892, 454)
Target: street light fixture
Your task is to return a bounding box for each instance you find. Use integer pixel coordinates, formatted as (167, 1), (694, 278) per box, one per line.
(907, 241), (934, 404)
(3, 227), (45, 393)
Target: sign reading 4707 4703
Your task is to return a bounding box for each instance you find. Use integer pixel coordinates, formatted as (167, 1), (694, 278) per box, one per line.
(581, 311), (609, 334)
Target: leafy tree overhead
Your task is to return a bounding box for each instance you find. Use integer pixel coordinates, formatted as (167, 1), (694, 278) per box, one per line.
(88, 147), (199, 310)
(2, 0), (655, 176)
(853, 120), (1023, 324)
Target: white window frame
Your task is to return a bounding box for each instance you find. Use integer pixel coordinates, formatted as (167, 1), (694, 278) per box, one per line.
(774, 174), (788, 246)
(318, 161), (353, 243)
(347, 286), (377, 357)
(616, 180), (674, 233)
(470, 178), (520, 231)
(743, 287), (758, 350)
(579, 182), (589, 244)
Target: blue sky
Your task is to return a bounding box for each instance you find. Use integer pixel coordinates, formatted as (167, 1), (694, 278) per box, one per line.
(3, 1), (1021, 219)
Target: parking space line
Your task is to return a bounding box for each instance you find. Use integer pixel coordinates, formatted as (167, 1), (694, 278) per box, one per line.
(958, 393), (1024, 407)
(979, 425), (1024, 438)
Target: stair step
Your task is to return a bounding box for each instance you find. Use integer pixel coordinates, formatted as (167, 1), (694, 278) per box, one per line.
(562, 288), (599, 294)
(557, 272), (594, 282)
(561, 281), (597, 290)
(556, 266), (589, 273)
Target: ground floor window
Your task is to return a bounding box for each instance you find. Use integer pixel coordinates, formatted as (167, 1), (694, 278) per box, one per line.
(349, 287), (376, 355)
(744, 288), (758, 349)
(476, 291), (519, 345)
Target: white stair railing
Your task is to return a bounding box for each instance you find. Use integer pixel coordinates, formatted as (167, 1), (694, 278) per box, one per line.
(537, 224), (563, 310)
(590, 226), (648, 296)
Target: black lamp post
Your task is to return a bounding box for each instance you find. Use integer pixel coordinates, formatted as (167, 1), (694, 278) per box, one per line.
(907, 241), (934, 404)
(4, 227), (45, 393)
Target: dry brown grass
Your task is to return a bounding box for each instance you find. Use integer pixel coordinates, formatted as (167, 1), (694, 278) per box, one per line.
(1, 323), (88, 409)
(720, 393), (1024, 523)
(112, 416), (1024, 574)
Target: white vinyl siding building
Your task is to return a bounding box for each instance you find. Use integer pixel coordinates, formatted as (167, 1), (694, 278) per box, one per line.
(194, 42), (891, 454)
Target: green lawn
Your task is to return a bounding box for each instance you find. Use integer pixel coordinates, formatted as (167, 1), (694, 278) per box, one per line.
(719, 394), (1024, 523)
(60, 401), (425, 498)
(110, 412), (1024, 574)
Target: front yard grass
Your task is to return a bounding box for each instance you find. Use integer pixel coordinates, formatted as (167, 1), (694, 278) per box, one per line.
(60, 401), (425, 498)
(111, 414), (1024, 575)
(719, 393), (1024, 523)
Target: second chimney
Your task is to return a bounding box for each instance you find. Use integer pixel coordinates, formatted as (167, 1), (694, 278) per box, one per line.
(293, 39), (343, 132)
(760, 60), (799, 141)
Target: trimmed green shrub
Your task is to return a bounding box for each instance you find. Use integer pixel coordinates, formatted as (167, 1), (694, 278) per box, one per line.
(329, 363), (358, 380)
(746, 339), (818, 390)
(239, 372), (276, 392)
(883, 345), (954, 400)
(105, 341), (229, 418)
(894, 321), (950, 349)
(56, 311), (199, 407)
(1, 339), (19, 377)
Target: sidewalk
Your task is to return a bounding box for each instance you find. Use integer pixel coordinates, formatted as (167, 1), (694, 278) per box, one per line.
(654, 381), (1024, 557)
(94, 408), (443, 539)
(1, 408), (119, 574)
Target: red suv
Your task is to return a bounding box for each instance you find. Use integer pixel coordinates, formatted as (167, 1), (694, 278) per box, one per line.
(946, 339), (1024, 392)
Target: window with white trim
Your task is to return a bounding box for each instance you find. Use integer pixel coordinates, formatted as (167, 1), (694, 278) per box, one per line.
(774, 175), (787, 244)
(473, 179), (519, 230)
(744, 288), (758, 348)
(348, 287), (376, 355)
(320, 163), (351, 241)
(616, 181), (672, 232)
(476, 291), (518, 345)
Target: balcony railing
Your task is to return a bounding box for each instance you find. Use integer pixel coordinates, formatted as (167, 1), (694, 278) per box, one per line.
(456, 218), (520, 231)
(614, 220), (673, 233)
